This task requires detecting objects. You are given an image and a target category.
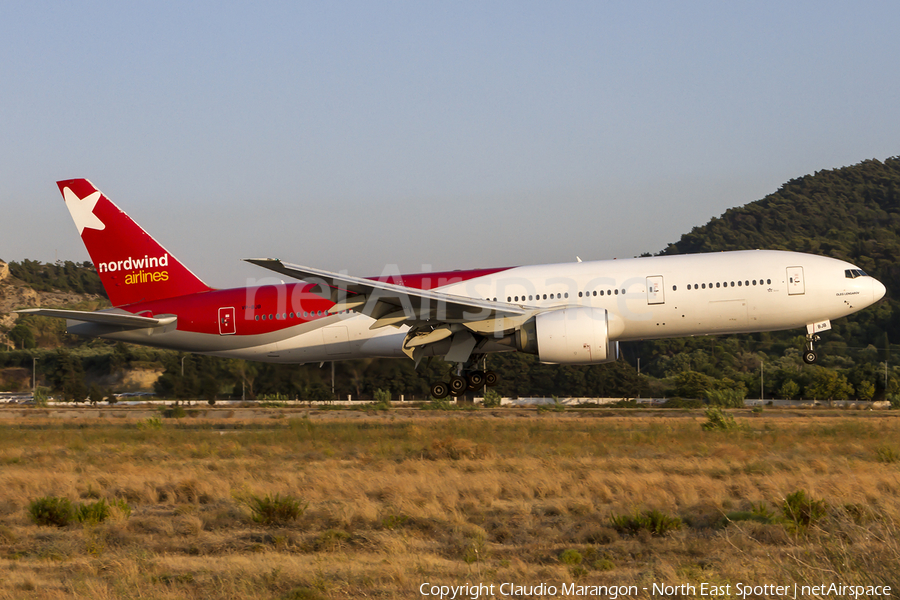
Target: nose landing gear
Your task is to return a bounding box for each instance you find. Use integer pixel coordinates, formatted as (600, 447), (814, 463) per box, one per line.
(803, 333), (820, 364)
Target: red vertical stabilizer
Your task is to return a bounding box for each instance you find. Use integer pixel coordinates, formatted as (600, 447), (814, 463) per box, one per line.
(57, 179), (213, 307)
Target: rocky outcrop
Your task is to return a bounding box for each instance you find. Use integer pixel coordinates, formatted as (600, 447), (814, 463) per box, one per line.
(0, 260), (9, 282)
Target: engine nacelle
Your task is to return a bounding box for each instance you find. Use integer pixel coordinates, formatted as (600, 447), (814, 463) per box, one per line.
(516, 307), (620, 365)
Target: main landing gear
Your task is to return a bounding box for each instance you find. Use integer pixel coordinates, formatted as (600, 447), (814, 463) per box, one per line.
(803, 333), (820, 364)
(430, 366), (499, 400)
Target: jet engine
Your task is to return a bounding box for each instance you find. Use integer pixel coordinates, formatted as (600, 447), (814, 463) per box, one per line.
(515, 307), (620, 365)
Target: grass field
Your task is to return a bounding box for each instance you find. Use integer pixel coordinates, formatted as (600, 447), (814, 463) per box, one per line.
(0, 408), (898, 599)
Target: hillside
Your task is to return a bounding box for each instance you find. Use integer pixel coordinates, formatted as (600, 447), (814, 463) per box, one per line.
(657, 157), (900, 347)
(663, 157), (900, 296)
(0, 259), (108, 350)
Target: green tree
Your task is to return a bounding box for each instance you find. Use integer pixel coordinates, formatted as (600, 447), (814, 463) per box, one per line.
(806, 369), (854, 401)
(779, 379), (800, 399)
(88, 384), (104, 405)
(856, 380), (875, 401)
(8, 323), (36, 349)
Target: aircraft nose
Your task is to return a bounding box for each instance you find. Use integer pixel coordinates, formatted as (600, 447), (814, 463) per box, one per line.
(873, 278), (886, 302)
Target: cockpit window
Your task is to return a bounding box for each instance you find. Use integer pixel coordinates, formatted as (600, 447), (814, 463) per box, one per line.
(845, 269), (868, 279)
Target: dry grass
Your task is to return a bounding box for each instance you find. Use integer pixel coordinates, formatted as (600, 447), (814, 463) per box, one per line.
(0, 410), (898, 598)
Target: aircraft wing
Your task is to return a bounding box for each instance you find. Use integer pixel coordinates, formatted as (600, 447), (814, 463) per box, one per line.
(16, 308), (177, 328)
(245, 258), (529, 328)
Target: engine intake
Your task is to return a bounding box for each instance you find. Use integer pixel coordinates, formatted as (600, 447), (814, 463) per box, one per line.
(516, 307), (619, 365)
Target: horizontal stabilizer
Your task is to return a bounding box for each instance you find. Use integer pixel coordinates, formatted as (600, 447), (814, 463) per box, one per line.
(16, 308), (177, 328)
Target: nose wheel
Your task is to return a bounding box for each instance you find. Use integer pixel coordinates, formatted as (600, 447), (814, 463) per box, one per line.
(803, 334), (820, 364)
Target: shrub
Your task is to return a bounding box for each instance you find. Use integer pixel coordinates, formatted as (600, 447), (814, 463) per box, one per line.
(702, 407), (739, 431)
(28, 496), (75, 527)
(725, 502), (779, 526)
(782, 490), (827, 531)
(482, 388), (501, 408)
(76, 499), (111, 524)
(75, 498), (131, 524)
(139, 416), (163, 430)
(29, 496), (132, 527)
(161, 406), (186, 419)
(875, 445), (900, 463)
(559, 548), (583, 565)
(247, 493), (307, 525)
(421, 398), (457, 411)
(371, 389), (392, 410)
(610, 509), (682, 537)
(593, 558), (615, 571)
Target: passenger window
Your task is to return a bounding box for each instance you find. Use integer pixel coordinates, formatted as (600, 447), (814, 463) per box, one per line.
(766, 279), (771, 284)
(543, 294), (547, 299)
(565, 293), (569, 298)
(738, 281), (742, 286)
(592, 291), (597, 296)
(673, 285), (677, 291)
(578, 292), (582, 298)
(716, 282), (720, 288)
(614, 289), (618, 295)
(752, 280), (757, 285)
(255, 315), (259, 321)
(745, 281), (749, 286)
(702, 283), (706, 289)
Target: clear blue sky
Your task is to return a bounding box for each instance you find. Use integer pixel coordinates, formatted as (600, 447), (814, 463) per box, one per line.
(2, 1), (898, 288)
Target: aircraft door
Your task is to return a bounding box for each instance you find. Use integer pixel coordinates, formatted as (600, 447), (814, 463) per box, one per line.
(218, 307), (236, 335)
(646, 276), (665, 305)
(787, 266), (805, 295)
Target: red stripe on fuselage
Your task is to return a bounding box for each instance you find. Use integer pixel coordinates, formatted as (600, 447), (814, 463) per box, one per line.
(112, 266), (515, 336)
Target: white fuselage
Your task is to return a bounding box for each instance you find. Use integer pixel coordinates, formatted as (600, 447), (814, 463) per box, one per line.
(83, 250), (885, 364)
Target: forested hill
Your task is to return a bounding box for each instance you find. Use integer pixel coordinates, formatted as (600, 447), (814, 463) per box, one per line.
(6, 259), (107, 297)
(660, 157), (900, 299)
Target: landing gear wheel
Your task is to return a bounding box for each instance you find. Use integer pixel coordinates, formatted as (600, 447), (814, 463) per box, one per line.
(466, 371), (486, 391)
(430, 381), (450, 400)
(803, 332), (821, 365)
(449, 375), (468, 397)
(484, 371), (499, 387)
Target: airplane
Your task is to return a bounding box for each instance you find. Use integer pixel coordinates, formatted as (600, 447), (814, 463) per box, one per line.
(19, 178), (887, 399)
